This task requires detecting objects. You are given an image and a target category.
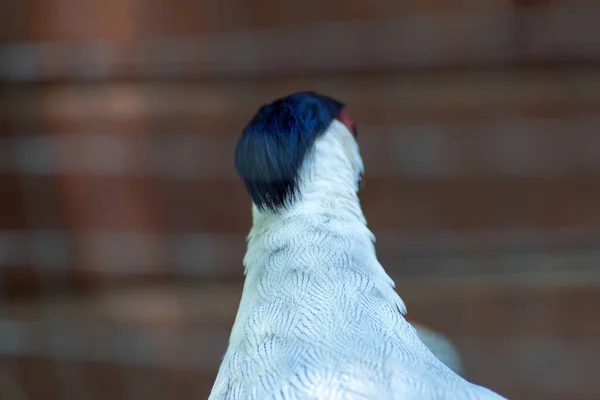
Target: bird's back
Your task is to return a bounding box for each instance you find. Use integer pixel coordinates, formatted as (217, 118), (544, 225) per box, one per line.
(209, 220), (503, 400)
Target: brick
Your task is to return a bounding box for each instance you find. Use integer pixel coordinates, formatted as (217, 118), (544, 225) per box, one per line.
(15, 176), (69, 230)
(2, 13), (515, 81)
(7, 113), (600, 181)
(142, 0), (225, 35)
(6, 175), (600, 235)
(23, 82), (241, 134)
(27, 0), (513, 40)
(38, 84), (150, 127)
(52, 359), (95, 400)
(398, 283), (600, 339)
(4, 281), (599, 339)
(0, 174), (27, 229)
(0, 118), (14, 140)
(518, 2), (600, 62)
(25, 0), (143, 41)
(0, 360), (29, 400)
(148, 133), (237, 180)
(86, 361), (125, 400)
(6, 228), (600, 285)
(75, 232), (167, 277)
(571, 116), (600, 173)
(1, 267), (40, 298)
(0, 230), (246, 283)
(14, 70), (598, 131)
(3, 281), (600, 398)
(457, 337), (600, 398)
(388, 123), (460, 177)
(361, 177), (600, 230)
(157, 179), (250, 233)
(363, 115), (598, 178)
(0, 85), (52, 134)
(0, 0), (28, 42)
(375, 227), (600, 258)
(120, 365), (170, 400)
(19, 0), (513, 41)
(166, 233), (245, 278)
(3, 4), (598, 80)
(55, 175), (162, 232)
(17, 356), (61, 400)
(403, 0), (512, 13)
(163, 366), (215, 399)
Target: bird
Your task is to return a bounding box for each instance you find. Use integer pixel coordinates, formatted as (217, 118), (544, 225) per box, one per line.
(209, 92), (506, 399)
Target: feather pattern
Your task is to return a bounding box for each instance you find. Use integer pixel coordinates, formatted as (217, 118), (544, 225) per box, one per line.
(210, 93), (506, 399)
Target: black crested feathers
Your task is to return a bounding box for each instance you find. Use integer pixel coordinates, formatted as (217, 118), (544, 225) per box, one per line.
(234, 91), (344, 212)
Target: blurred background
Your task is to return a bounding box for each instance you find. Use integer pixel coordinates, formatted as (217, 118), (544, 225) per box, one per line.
(1, 0), (600, 399)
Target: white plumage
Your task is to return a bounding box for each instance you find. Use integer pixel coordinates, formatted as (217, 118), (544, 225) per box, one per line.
(210, 97), (506, 399)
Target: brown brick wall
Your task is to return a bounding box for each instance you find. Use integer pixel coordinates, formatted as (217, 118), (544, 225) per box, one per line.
(2, 283), (600, 399)
(2, 1), (600, 399)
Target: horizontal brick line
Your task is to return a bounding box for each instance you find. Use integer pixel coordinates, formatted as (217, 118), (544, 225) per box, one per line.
(0, 318), (227, 370)
(1, 120), (599, 180)
(388, 255), (600, 286)
(3, 177), (600, 232)
(3, 69), (600, 124)
(402, 283), (600, 338)
(1, 307), (599, 394)
(0, 231), (244, 277)
(1, 5), (600, 81)
(2, 317), (599, 381)
(0, 13), (516, 81)
(375, 227), (600, 256)
(0, 134), (238, 180)
(1, 229), (600, 281)
(455, 337), (600, 395)
(4, 281), (600, 338)
(362, 177), (600, 230)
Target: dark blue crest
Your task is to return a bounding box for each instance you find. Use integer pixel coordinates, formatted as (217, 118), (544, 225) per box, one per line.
(234, 91), (344, 212)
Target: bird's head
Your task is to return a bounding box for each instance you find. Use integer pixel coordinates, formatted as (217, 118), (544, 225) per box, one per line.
(234, 91), (363, 213)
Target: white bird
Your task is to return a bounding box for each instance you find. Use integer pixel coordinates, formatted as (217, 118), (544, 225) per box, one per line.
(209, 92), (506, 400)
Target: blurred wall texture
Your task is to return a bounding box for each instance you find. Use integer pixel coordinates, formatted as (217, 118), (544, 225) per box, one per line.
(1, 1), (600, 399)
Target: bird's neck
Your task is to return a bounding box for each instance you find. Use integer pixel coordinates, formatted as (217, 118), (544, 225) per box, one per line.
(223, 122), (405, 360)
(245, 120), (370, 271)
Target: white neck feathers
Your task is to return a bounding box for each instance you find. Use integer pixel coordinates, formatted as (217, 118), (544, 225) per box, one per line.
(222, 120), (406, 381)
(249, 120), (366, 237)
(240, 119), (404, 309)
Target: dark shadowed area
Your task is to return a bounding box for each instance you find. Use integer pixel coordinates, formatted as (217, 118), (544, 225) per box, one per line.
(1, 1), (600, 399)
